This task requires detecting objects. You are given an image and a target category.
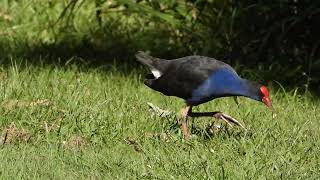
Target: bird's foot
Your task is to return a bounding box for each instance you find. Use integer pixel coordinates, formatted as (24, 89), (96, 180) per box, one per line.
(176, 118), (190, 139)
(177, 106), (192, 139)
(213, 112), (246, 130)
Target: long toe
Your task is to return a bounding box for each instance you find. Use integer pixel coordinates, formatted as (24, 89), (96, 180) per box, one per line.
(213, 112), (246, 129)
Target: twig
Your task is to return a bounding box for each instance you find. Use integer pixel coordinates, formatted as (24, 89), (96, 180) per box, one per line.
(147, 102), (172, 117)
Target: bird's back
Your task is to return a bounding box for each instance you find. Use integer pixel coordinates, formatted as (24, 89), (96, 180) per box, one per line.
(160, 56), (234, 97)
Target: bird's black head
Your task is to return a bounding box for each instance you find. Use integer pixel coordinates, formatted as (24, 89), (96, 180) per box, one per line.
(244, 81), (272, 108)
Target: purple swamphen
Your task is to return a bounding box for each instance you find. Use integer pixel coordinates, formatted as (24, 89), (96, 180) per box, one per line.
(136, 51), (272, 139)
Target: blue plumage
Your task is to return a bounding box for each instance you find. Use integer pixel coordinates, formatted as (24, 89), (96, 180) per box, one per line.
(187, 68), (260, 105)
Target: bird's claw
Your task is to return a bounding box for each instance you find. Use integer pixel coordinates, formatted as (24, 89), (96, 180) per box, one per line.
(213, 112), (246, 130)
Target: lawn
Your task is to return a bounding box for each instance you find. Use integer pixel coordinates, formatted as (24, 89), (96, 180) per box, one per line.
(0, 1), (319, 179)
(0, 60), (318, 179)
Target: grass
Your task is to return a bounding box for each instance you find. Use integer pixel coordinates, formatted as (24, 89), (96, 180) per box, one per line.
(0, 59), (318, 179)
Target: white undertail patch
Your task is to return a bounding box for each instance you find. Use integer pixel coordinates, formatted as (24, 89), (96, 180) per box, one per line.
(151, 68), (162, 79)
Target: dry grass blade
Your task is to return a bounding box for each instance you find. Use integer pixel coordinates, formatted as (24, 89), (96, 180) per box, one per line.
(147, 102), (172, 117)
(1, 99), (52, 109)
(125, 138), (142, 152)
(42, 118), (64, 134)
(0, 11), (12, 21)
(144, 132), (172, 142)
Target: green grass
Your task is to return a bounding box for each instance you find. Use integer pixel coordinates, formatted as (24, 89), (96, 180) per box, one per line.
(0, 59), (318, 179)
(0, 1), (319, 179)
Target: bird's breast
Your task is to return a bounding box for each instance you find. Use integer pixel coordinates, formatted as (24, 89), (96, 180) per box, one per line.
(186, 68), (243, 105)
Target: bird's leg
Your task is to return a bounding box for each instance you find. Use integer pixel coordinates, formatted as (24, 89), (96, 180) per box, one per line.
(188, 111), (246, 129)
(177, 106), (192, 139)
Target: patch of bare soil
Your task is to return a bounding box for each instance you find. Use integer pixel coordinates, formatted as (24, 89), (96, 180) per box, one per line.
(62, 135), (87, 150)
(0, 123), (30, 144)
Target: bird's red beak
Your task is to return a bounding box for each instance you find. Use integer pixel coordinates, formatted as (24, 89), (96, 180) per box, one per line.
(262, 96), (272, 109)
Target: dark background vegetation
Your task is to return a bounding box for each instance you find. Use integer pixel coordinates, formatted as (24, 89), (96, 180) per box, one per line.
(1, 0), (319, 94)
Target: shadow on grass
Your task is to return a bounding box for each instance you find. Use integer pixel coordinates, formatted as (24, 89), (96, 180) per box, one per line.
(0, 26), (319, 97)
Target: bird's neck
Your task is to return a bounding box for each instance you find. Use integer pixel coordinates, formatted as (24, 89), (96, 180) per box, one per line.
(235, 79), (261, 101)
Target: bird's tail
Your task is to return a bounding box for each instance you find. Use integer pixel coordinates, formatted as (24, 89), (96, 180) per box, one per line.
(135, 51), (161, 70)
